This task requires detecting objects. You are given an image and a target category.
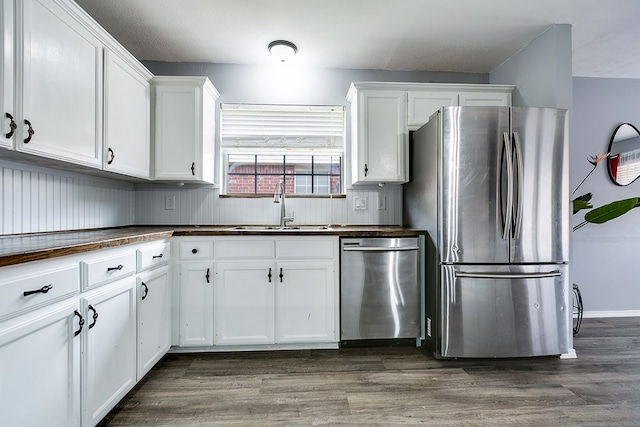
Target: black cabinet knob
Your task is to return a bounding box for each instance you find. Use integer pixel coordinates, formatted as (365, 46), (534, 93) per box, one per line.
(192, 248), (198, 254)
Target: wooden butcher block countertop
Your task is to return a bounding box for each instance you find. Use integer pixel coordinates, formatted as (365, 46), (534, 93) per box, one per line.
(0, 225), (423, 267)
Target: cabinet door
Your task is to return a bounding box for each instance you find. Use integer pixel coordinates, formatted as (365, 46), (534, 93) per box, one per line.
(104, 49), (151, 179)
(82, 278), (137, 427)
(137, 266), (170, 379)
(353, 90), (408, 184)
(459, 91), (511, 106)
(407, 91), (458, 128)
(276, 261), (336, 343)
(215, 261), (275, 345)
(19, 0), (103, 167)
(179, 262), (214, 346)
(154, 84), (198, 180)
(0, 0), (14, 149)
(0, 300), (81, 427)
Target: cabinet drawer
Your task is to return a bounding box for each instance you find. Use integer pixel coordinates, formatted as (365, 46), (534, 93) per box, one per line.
(216, 239), (274, 260)
(82, 251), (136, 290)
(179, 240), (214, 260)
(0, 263), (80, 322)
(137, 242), (171, 272)
(276, 238), (336, 259)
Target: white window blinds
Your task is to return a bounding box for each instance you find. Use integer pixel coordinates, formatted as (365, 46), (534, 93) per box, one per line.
(220, 104), (344, 149)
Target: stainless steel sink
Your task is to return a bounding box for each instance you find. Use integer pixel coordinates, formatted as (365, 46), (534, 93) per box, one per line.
(226, 225), (333, 231)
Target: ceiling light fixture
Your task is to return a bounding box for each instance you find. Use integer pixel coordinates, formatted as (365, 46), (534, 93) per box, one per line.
(268, 40), (297, 62)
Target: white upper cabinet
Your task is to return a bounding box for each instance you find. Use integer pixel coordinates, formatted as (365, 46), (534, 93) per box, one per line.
(407, 84), (514, 129)
(347, 85), (408, 185)
(153, 76), (219, 183)
(407, 91), (458, 128)
(0, 0), (14, 150)
(17, 0), (103, 168)
(348, 82), (514, 186)
(103, 49), (152, 179)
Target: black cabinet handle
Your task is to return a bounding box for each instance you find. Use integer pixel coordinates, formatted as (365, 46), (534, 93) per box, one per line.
(141, 282), (149, 300)
(107, 147), (115, 165)
(205, 268), (210, 283)
(191, 162), (195, 176)
(364, 163), (368, 177)
(268, 267), (272, 283)
(23, 284), (53, 297)
(5, 112), (17, 138)
(279, 268), (284, 283)
(74, 310), (85, 337)
(152, 253), (163, 259)
(23, 119), (35, 144)
(191, 248), (198, 254)
(107, 264), (124, 272)
(88, 305), (98, 330)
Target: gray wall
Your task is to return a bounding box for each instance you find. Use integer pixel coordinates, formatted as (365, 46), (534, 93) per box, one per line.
(571, 77), (640, 313)
(143, 62), (489, 106)
(490, 24), (572, 109)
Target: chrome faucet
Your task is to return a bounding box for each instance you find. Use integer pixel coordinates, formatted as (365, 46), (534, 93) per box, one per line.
(273, 179), (294, 228)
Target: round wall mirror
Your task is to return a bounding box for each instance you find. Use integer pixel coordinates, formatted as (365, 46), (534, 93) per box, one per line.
(608, 123), (640, 186)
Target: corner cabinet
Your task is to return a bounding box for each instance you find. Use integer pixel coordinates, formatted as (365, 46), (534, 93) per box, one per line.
(176, 238), (214, 347)
(153, 76), (219, 183)
(347, 82), (514, 185)
(103, 49), (152, 179)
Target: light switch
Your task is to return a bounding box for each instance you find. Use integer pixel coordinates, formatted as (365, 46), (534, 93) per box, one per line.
(377, 196), (386, 210)
(354, 196), (367, 210)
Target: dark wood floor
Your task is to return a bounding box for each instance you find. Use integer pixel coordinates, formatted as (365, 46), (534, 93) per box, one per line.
(99, 317), (640, 426)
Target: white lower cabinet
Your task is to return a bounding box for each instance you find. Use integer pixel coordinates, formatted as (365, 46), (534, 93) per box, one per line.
(214, 261), (275, 345)
(207, 236), (339, 348)
(0, 239), (173, 427)
(179, 262), (214, 346)
(82, 277), (137, 427)
(276, 260), (336, 343)
(0, 299), (81, 427)
(137, 266), (171, 379)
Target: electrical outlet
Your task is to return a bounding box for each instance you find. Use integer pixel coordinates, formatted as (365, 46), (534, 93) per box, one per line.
(377, 196), (386, 210)
(353, 196), (367, 210)
(165, 195), (176, 210)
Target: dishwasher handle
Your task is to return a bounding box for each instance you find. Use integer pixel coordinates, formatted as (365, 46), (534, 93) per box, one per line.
(343, 246), (420, 252)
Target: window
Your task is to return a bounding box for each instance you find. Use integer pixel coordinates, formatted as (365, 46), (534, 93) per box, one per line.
(221, 104), (344, 195)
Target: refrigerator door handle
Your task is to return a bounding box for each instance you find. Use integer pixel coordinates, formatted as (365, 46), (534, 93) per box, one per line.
(499, 132), (513, 240)
(455, 270), (561, 279)
(512, 132), (524, 239)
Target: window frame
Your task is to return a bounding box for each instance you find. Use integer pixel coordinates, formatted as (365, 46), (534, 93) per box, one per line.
(220, 103), (346, 197)
(222, 149), (343, 196)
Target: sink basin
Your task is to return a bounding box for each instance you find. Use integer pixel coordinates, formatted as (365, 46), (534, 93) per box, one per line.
(227, 225), (333, 231)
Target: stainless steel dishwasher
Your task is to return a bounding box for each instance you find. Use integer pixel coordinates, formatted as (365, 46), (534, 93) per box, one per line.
(340, 237), (420, 341)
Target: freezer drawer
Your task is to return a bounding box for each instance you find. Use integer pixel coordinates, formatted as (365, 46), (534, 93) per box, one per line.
(438, 264), (570, 358)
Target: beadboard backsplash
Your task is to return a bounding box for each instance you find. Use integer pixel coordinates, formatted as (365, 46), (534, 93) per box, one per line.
(1, 160), (402, 235)
(1, 160), (135, 235)
(134, 184), (403, 226)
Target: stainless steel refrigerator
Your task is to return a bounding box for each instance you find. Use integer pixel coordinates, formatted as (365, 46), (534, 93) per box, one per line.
(404, 106), (571, 358)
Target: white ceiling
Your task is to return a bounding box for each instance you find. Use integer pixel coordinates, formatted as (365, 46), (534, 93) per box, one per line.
(74, 0), (640, 79)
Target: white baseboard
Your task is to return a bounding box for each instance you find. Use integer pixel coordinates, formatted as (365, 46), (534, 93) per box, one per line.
(582, 310), (640, 318)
